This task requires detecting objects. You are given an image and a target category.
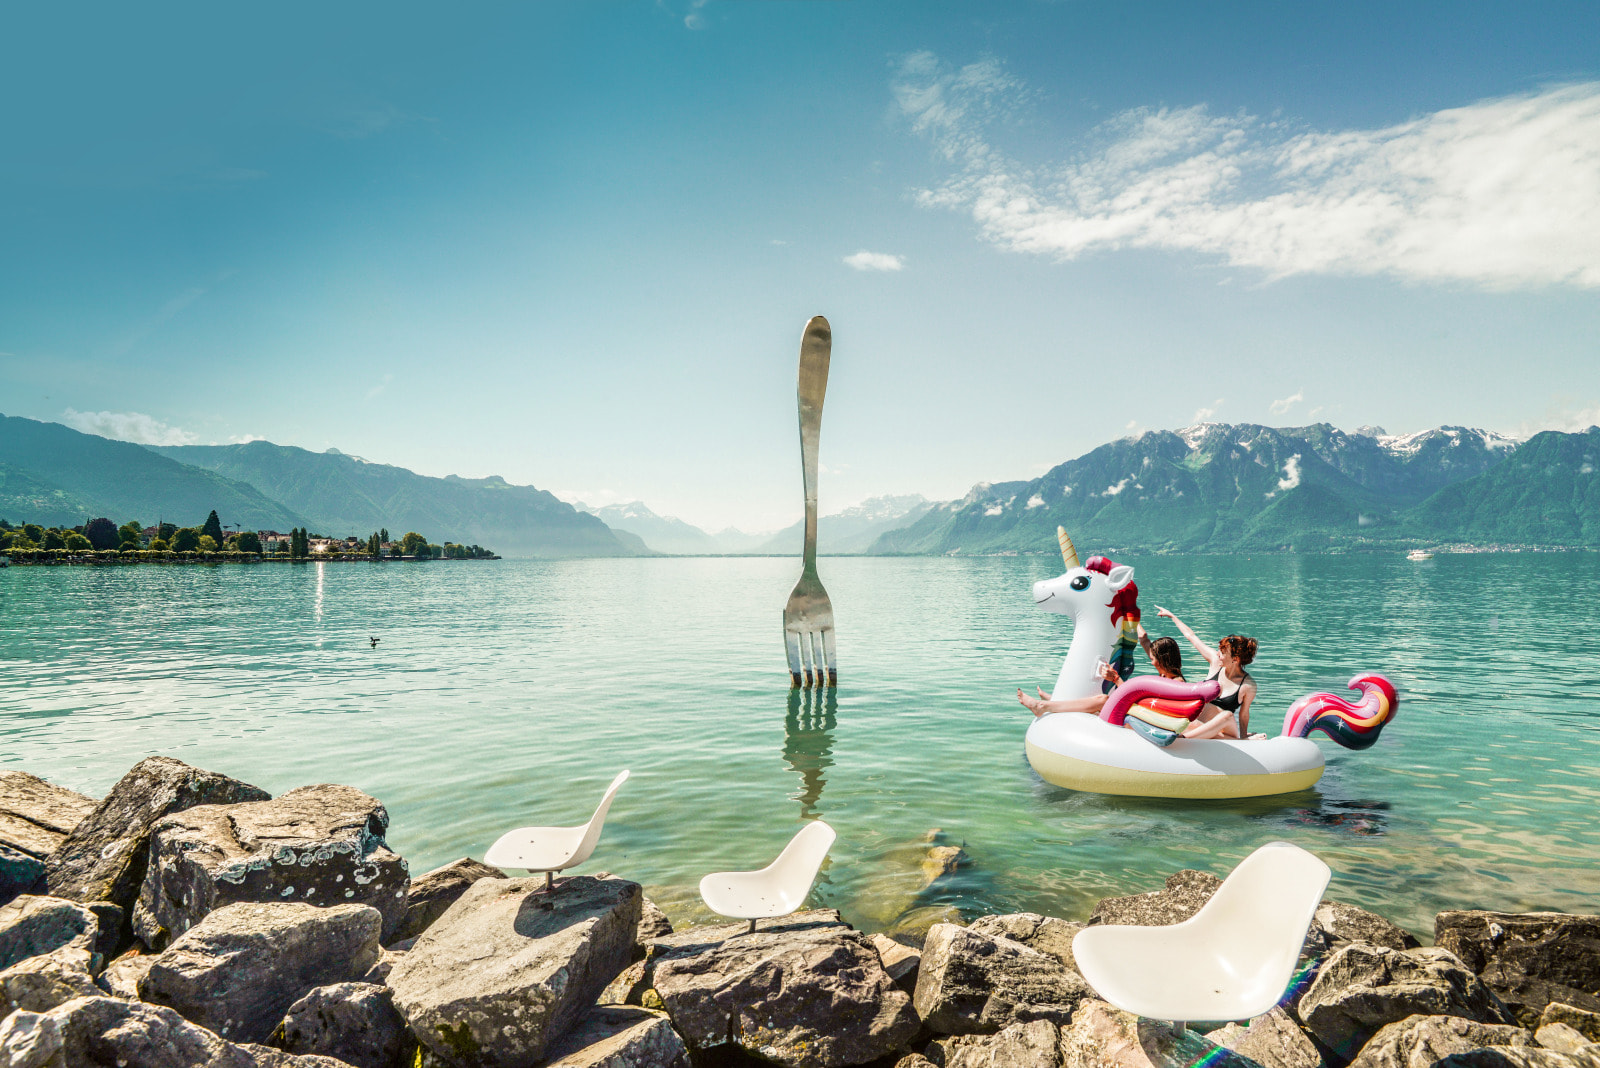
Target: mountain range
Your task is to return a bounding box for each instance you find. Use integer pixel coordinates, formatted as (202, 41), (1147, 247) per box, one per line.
(4, 411), (1596, 556)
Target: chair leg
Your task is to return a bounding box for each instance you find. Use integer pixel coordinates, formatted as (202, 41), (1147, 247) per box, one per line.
(747, 918), (757, 934)
(545, 871), (554, 892)
(1173, 1021), (1187, 1033)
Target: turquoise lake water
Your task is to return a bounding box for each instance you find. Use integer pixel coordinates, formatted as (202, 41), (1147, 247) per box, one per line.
(3, 554), (1598, 938)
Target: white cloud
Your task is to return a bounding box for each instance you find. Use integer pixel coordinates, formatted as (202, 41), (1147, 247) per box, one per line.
(1192, 398), (1223, 422)
(1514, 402), (1600, 438)
(1102, 477), (1131, 496)
(62, 409), (197, 446)
(984, 503), (1004, 516)
(1026, 493), (1045, 509)
(365, 373), (394, 400)
(894, 57), (1600, 289)
(683, 0), (708, 29)
(844, 250), (906, 272)
(1266, 453), (1303, 498)
(1270, 389), (1305, 416)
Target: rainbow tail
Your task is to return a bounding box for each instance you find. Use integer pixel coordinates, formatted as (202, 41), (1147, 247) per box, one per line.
(1282, 674), (1399, 750)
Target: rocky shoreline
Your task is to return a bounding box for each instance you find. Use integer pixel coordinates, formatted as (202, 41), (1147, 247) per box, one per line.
(3, 758), (1598, 1068)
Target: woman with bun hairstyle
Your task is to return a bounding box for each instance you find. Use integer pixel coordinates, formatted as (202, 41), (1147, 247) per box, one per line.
(1154, 606), (1257, 739)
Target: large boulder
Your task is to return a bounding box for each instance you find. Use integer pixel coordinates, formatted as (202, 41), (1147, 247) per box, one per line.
(388, 856), (504, 945)
(965, 913), (1085, 972)
(1090, 869), (1222, 927)
(0, 894), (115, 972)
(140, 901), (382, 1045)
(1297, 944), (1518, 1061)
(645, 915), (919, 1067)
(0, 772), (98, 863)
(0, 946), (102, 1014)
(1433, 1051), (1600, 1068)
(1316, 903), (1420, 953)
(1347, 1014), (1534, 1068)
(538, 1006), (690, 1068)
(387, 874), (641, 1067)
(43, 757), (269, 918)
(1436, 912), (1600, 1026)
(270, 981), (414, 1068)
(1059, 999), (1238, 1068)
(1543, 1004), (1600, 1044)
(97, 947), (156, 999)
(0, 994), (351, 1067)
(913, 921), (1090, 1035)
(1, 844), (46, 908)
(1206, 1006), (1325, 1068)
(135, 783), (410, 948)
(929, 1018), (1062, 1068)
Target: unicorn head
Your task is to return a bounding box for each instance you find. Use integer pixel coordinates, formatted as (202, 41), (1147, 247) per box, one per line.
(1033, 528), (1135, 699)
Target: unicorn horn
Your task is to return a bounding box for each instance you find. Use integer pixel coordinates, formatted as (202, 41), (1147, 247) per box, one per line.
(1057, 526), (1080, 570)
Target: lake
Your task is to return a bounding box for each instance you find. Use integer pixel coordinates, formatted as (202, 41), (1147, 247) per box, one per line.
(3, 552), (1598, 938)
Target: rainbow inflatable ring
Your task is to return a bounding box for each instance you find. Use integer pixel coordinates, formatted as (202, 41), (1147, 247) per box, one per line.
(1025, 674), (1399, 799)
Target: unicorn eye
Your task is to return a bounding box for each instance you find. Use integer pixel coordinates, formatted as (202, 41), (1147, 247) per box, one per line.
(1070, 575), (1090, 591)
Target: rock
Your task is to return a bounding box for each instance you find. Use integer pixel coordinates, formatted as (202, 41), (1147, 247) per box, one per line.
(1059, 999), (1237, 1068)
(1538, 1022), (1597, 1056)
(141, 900), (382, 1045)
(601, 959), (653, 1006)
(1297, 944), (1518, 1062)
(965, 913), (1085, 973)
(1544, 1004), (1600, 1044)
(43, 757), (269, 919)
(270, 981), (413, 1068)
(0, 946), (102, 1014)
(0, 772), (98, 862)
(1091, 869), (1222, 927)
(644, 914), (918, 1068)
(638, 897), (674, 942)
(1437, 911), (1600, 1027)
(1206, 1006), (1324, 1068)
(871, 932), (921, 989)
(1316, 902), (1421, 952)
(387, 874), (641, 1066)
(0, 894), (113, 972)
(1, 844), (46, 907)
(1433, 1050), (1600, 1068)
(1347, 1014), (1534, 1068)
(0, 995), (353, 1067)
(913, 921), (1090, 1035)
(539, 1005), (690, 1068)
(885, 906), (965, 948)
(135, 783), (409, 948)
(923, 846), (967, 883)
(97, 946), (156, 998)
(361, 942), (408, 984)
(896, 1056), (938, 1068)
(388, 856), (504, 945)
(929, 1018), (1062, 1068)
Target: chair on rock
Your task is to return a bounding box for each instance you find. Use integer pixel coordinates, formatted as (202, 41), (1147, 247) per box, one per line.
(485, 770), (629, 891)
(1072, 841), (1331, 1029)
(699, 819), (836, 933)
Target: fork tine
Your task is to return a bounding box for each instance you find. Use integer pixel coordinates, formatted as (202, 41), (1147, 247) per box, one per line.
(809, 630), (828, 688)
(821, 627), (837, 687)
(798, 627), (816, 688)
(784, 627), (804, 688)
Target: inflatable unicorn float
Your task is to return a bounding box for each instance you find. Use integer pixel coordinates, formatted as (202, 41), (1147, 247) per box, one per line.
(1024, 528), (1398, 798)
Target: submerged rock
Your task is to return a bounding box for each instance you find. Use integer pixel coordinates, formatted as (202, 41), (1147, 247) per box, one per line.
(140, 901), (382, 1045)
(135, 783), (410, 947)
(1436, 911), (1600, 1027)
(44, 757), (269, 919)
(913, 921), (1090, 1035)
(1297, 943), (1518, 1062)
(388, 856), (504, 945)
(387, 874), (641, 1066)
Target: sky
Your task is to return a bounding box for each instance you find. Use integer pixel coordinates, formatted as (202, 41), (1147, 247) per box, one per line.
(3, 1), (1598, 533)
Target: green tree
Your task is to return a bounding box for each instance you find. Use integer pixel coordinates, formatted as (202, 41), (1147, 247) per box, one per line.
(64, 531), (92, 551)
(84, 518), (118, 550)
(118, 520), (143, 544)
(366, 532), (381, 557)
(147, 537), (168, 552)
(158, 522), (178, 542)
(43, 529), (66, 550)
(379, 528), (389, 544)
(172, 528), (201, 552)
(198, 535), (218, 553)
(202, 510), (224, 545)
(400, 531), (428, 557)
(236, 531), (263, 554)
(23, 523), (44, 543)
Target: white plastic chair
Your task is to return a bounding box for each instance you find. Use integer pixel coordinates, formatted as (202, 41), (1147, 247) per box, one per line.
(699, 819), (836, 933)
(485, 770), (630, 891)
(1072, 841), (1331, 1029)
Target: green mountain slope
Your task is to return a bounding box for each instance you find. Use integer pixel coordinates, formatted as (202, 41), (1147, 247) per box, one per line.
(0, 414), (306, 531)
(1404, 428), (1600, 545)
(151, 441), (637, 558)
(0, 461), (108, 527)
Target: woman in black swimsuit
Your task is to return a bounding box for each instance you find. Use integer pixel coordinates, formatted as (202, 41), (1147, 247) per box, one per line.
(1154, 606), (1257, 739)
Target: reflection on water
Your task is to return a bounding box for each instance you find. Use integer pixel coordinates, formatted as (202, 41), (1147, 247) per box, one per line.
(1280, 799), (1392, 837)
(784, 688), (837, 821)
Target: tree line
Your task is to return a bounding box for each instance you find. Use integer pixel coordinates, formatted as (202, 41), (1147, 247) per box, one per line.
(0, 511), (496, 561)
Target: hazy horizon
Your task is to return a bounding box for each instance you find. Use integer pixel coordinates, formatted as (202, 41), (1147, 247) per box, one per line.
(3, 2), (1597, 532)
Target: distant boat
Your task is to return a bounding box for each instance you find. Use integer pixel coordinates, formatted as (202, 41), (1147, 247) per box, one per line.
(1406, 549), (1433, 561)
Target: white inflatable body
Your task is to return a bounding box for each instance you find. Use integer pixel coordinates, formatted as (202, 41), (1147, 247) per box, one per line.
(1025, 713), (1325, 799)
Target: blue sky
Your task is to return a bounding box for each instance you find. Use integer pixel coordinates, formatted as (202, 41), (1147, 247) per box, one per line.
(3, 1), (1597, 531)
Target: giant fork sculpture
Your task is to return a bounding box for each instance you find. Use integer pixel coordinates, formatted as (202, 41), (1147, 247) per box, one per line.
(782, 315), (837, 688)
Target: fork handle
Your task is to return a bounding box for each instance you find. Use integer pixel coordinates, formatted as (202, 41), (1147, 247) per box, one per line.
(797, 316), (831, 573)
